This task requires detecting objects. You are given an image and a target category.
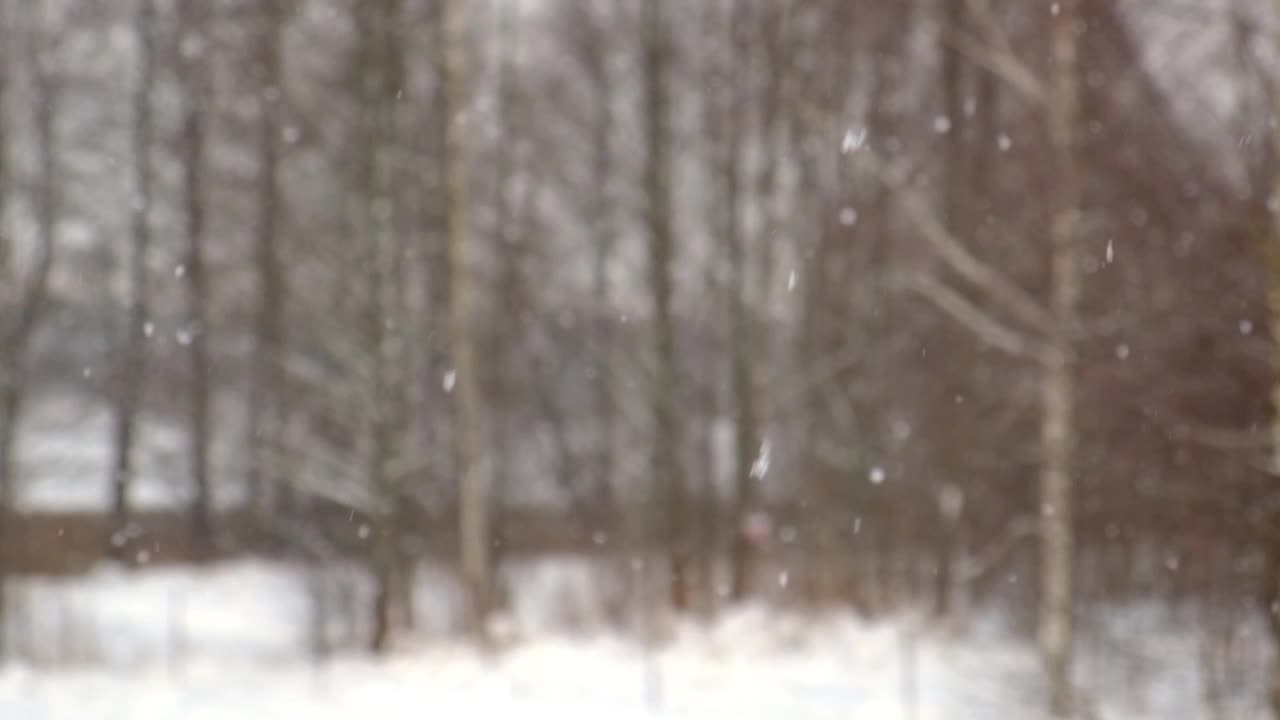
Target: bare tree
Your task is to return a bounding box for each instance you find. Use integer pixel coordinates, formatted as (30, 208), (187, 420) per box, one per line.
(643, 0), (689, 611)
(1262, 2), (1280, 716)
(870, 1), (1082, 709)
(1040, 1), (1082, 713)
(0, 4), (59, 657)
(109, 0), (156, 552)
(567, 0), (620, 545)
(485, 0), (521, 592)
(441, 0), (490, 636)
(175, 0), (214, 554)
(353, 0), (408, 654)
(708, 2), (759, 604)
(245, 0), (288, 522)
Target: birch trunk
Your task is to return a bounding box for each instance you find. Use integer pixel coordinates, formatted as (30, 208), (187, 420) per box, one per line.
(1040, 1), (1082, 714)
(441, 0), (490, 635)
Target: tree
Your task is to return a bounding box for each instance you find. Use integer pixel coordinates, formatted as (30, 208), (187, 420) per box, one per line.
(0, 3), (59, 657)
(560, 0), (620, 550)
(245, 0), (288, 523)
(1039, 1), (1082, 713)
(1262, 1), (1280, 715)
(109, 0), (156, 553)
(868, 1), (1082, 709)
(351, 0), (408, 654)
(0, 3), (15, 660)
(643, 0), (689, 611)
(175, 0), (215, 555)
(707, 1), (759, 604)
(441, 0), (490, 636)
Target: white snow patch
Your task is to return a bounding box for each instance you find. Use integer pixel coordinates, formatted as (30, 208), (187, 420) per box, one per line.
(0, 561), (1268, 719)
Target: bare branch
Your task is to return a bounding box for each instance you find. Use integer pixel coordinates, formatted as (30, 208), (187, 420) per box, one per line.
(868, 148), (1058, 332)
(1137, 404), (1274, 451)
(945, 24), (1045, 106)
(957, 515), (1039, 584)
(893, 271), (1054, 363)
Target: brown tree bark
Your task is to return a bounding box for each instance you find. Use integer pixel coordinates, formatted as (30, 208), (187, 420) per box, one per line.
(175, 0), (214, 555)
(644, 0), (689, 612)
(719, 5), (759, 605)
(0, 7), (58, 656)
(1264, 4), (1280, 715)
(246, 0), (288, 523)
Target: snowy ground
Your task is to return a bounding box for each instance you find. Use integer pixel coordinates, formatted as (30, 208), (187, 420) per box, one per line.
(0, 559), (1267, 719)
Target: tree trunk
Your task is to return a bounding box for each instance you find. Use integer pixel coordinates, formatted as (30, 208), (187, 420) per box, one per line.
(0, 384), (16, 661)
(246, 0), (287, 523)
(933, 0), (968, 623)
(355, 0), (405, 654)
(584, 4), (617, 538)
(643, 0), (689, 612)
(176, 0), (214, 556)
(722, 6), (758, 605)
(440, 0), (489, 637)
(0, 4), (13, 660)
(1264, 5), (1280, 716)
(111, 0), (156, 553)
(1040, 1), (1082, 715)
(486, 2), (520, 594)
(1, 12), (60, 654)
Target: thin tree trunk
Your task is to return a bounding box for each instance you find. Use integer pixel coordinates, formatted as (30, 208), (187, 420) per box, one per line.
(441, 0), (489, 636)
(111, 0), (156, 553)
(176, 0), (214, 556)
(1, 15), (60, 654)
(751, 0), (784, 439)
(585, 4), (617, 536)
(246, 0), (286, 523)
(723, 7), (758, 605)
(0, 385), (16, 661)
(643, 0), (689, 612)
(0, 3), (14, 659)
(358, 0), (404, 654)
(1264, 5), (1280, 716)
(487, 1), (520, 590)
(1040, 1), (1082, 714)
(933, 0), (968, 622)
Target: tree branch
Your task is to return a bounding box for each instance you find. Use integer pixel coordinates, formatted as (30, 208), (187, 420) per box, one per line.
(893, 271), (1054, 363)
(868, 148), (1059, 334)
(958, 0), (1048, 104)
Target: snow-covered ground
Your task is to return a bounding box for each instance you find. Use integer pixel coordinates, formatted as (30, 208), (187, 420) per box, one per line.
(0, 559), (1267, 719)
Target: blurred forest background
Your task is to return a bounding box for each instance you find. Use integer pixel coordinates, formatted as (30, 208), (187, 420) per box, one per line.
(1, 0), (1279, 716)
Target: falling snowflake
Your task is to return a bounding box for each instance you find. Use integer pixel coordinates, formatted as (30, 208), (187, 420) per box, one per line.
(749, 438), (772, 480)
(841, 127), (867, 154)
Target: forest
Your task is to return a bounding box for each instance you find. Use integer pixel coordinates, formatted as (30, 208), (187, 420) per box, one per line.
(0, 0), (1277, 718)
